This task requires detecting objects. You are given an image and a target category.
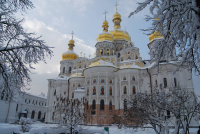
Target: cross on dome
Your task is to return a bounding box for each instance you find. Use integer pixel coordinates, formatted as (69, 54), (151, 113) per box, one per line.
(71, 31), (74, 39)
(103, 10), (108, 20)
(115, 2), (119, 13)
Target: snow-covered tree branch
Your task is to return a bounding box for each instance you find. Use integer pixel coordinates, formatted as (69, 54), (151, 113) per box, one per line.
(129, 0), (200, 75)
(115, 87), (199, 134)
(0, 0), (53, 95)
(54, 95), (86, 134)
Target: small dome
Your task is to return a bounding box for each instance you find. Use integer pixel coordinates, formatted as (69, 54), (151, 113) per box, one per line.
(109, 29), (131, 41)
(69, 39), (75, 44)
(103, 20), (108, 25)
(149, 31), (163, 42)
(97, 32), (114, 42)
(113, 13), (121, 19)
(62, 50), (78, 60)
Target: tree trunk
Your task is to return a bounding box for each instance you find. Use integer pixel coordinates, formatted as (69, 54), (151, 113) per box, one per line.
(70, 126), (72, 134)
(5, 98), (11, 123)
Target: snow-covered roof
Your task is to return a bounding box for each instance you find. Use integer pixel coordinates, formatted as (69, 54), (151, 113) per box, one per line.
(88, 59), (116, 68)
(74, 87), (85, 92)
(62, 50), (78, 56)
(54, 75), (69, 80)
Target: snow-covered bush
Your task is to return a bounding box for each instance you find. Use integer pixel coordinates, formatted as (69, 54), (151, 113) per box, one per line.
(19, 117), (33, 132)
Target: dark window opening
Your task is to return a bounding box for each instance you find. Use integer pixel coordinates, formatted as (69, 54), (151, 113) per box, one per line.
(63, 67), (65, 73)
(174, 78), (177, 87)
(38, 111), (41, 119)
(100, 99), (104, 111)
(31, 111), (35, 119)
(92, 100), (96, 115)
(167, 110), (170, 118)
(124, 99), (127, 112)
(118, 53), (120, 57)
(16, 104), (18, 112)
(163, 78), (167, 88)
(69, 67), (71, 74)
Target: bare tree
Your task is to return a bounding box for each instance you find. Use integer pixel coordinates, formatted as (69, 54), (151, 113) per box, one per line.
(115, 87), (199, 134)
(0, 0), (53, 96)
(54, 95), (86, 134)
(129, 0), (200, 75)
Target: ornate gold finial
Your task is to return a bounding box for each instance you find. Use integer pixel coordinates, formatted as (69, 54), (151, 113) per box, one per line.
(89, 55), (91, 59)
(115, 2), (119, 13)
(84, 53), (85, 57)
(80, 52), (82, 57)
(123, 44), (126, 48)
(71, 31), (74, 39)
(103, 10), (108, 20)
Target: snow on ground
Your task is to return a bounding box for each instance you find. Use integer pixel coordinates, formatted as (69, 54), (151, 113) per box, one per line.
(0, 122), (199, 134)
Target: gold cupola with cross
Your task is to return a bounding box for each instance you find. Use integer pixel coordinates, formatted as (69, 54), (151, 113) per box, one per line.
(97, 10), (114, 42)
(62, 31), (78, 60)
(109, 2), (131, 42)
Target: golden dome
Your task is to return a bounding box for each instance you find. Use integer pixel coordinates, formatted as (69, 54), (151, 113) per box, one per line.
(97, 32), (114, 42)
(149, 31), (163, 42)
(113, 13), (121, 19)
(69, 39), (75, 44)
(103, 20), (108, 25)
(62, 32), (78, 60)
(62, 50), (78, 60)
(109, 30), (131, 41)
(97, 14), (114, 42)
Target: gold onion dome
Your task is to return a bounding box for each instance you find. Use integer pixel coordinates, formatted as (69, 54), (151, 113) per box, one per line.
(97, 10), (114, 42)
(148, 18), (163, 42)
(62, 31), (78, 60)
(149, 31), (163, 42)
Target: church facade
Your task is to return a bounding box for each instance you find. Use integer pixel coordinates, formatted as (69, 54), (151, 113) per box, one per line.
(45, 9), (195, 125)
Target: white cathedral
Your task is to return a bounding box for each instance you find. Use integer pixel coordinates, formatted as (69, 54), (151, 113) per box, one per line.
(45, 9), (196, 125)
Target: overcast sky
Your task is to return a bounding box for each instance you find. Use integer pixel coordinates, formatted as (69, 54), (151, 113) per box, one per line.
(16, 0), (200, 96)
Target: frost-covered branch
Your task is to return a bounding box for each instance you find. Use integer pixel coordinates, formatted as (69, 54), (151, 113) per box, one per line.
(129, 0), (200, 75)
(0, 0), (53, 95)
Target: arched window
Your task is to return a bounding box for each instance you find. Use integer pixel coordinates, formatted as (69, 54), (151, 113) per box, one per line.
(109, 79), (112, 83)
(128, 56), (131, 60)
(163, 78), (167, 88)
(123, 76), (126, 81)
(92, 100), (96, 110)
(155, 79), (158, 87)
(109, 87), (112, 96)
(174, 78), (177, 87)
(69, 67), (71, 74)
(107, 48), (110, 55)
(100, 99), (104, 111)
(63, 67), (65, 73)
(93, 86), (96, 95)
(124, 99), (127, 112)
(121, 58), (123, 61)
(101, 86), (104, 95)
(100, 49), (103, 55)
(118, 53), (120, 57)
(52, 112), (54, 120)
(72, 92), (74, 98)
(132, 76), (135, 81)
(124, 86), (127, 94)
(133, 86), (136, 94)
(78, 83), (81, 87)
(101, 79), (105, 83)
(79, 65), (81, 68)
(54, 89), (56, 96)
(136, 55), (138, 59)
(16, 104), (18, 112)
(38, 111), (41, 119)
(31, 111), (35, 119)
(93, 79), (96, 83)
(109, 100), (112, 111)
(87, 80), (89, 85)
